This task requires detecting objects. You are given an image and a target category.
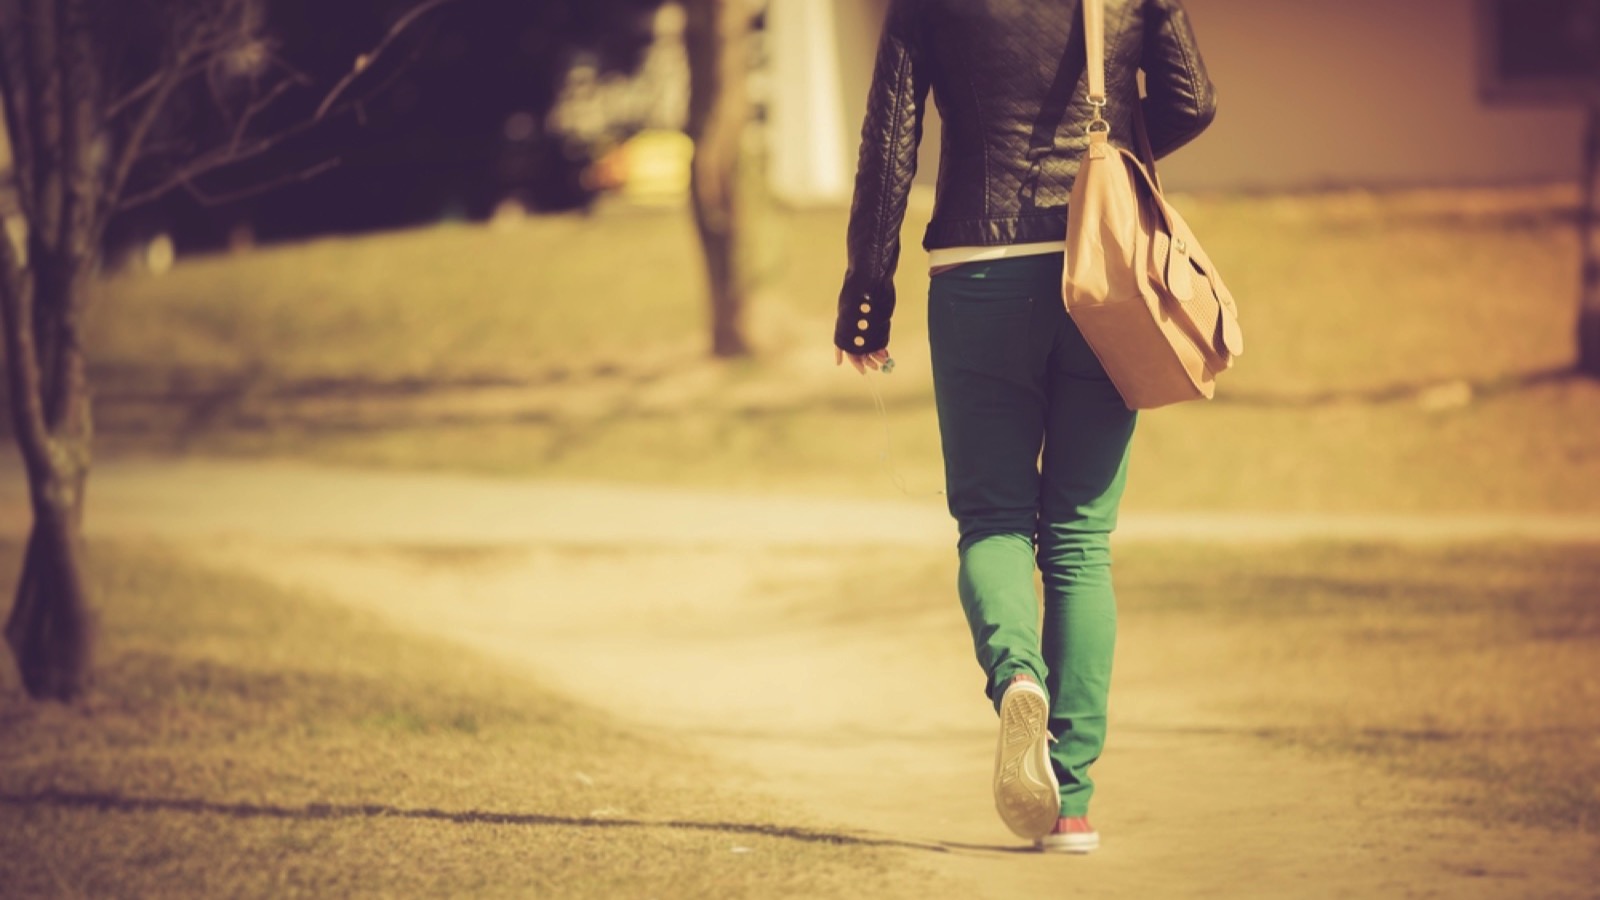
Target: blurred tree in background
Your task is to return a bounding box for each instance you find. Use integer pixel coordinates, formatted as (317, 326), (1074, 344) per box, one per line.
(101, 0), (669, 251)
(1, 0), (758, 698)
(0, 0), (454, 700)
(685, 0), (754, 358)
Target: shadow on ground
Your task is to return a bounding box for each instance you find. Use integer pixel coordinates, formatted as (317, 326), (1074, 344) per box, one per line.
(0, 788), (950, 854)
(0, 787), (1099, 858)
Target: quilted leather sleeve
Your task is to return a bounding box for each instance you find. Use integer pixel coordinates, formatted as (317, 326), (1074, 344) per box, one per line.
(835, 0), (931, 356)
(1140, 0), (1217, 160)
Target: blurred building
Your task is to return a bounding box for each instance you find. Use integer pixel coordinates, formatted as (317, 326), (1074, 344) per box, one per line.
(769, 0), (1591, 202)
(1157, 0), (1590, 191)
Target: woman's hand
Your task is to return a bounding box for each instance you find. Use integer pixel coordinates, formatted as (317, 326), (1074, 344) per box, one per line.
(835, 346), (891, 374)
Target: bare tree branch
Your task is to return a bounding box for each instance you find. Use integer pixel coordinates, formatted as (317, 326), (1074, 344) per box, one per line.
(105, 33), (240, 124)
(104, 68), (166, 120)
(205, 46), (309, 134)
(127, 134), (198, 159)
(100, 62), (187, 227)
(0, 1), (39, 223)
(114, 42), (421, 216)
(104, 0), (459, 221)
(179, 155), (339, 208)
(113, 108), (322, 211)
(314, 0), (462, 121)
(264, 49), (316, 89)
(100, 8), (277, 221)
(225, 74), (297, 156)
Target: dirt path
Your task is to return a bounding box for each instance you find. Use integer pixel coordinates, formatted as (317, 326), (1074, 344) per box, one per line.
(3, 459), (1598, 897)
(8, 459), (1600, 547)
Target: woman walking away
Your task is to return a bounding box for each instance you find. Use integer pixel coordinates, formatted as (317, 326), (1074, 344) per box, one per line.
(833, 0), (1216, 852)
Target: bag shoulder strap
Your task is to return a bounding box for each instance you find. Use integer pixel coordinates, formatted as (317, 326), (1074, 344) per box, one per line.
(1082, 0), (1161, 186)
(1083, 0), (1106, 107)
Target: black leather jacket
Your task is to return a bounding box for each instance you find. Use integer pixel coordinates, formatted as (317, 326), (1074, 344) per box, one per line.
(835, 0), (1217, 354)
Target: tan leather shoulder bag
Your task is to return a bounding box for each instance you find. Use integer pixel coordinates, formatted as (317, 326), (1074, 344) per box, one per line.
(1062, 0), (1243, 409)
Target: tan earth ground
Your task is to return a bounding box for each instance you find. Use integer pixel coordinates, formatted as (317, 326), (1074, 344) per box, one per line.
(3, 459), (1599, 898)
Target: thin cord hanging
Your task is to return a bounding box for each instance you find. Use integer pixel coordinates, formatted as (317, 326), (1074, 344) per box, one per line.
(862, 361), (944, 499)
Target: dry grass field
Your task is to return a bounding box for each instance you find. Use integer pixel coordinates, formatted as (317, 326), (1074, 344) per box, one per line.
(3, 186), (1598, 896)
(1051, 541), (1600, 833)
(78, 185), (1600, 511)
(8, 534), (1594, 897)
(3, 533), (1594, 897)
(0, 540), (938, 898)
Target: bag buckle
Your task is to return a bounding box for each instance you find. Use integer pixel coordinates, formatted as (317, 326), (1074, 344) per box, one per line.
(1086, 97), (1109, 135)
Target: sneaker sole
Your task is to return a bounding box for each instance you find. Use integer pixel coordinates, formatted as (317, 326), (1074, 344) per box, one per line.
(993, 683), (1060, 840)
(1036, 831), (1100, 854)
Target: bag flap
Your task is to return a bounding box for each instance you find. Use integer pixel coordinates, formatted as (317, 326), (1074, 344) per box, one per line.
(1117, 146), (1243, 359)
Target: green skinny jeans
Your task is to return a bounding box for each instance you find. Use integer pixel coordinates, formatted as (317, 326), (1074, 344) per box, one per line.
(927, 253), (1136, 817)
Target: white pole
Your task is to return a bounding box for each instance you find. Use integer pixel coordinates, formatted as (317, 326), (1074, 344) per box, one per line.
(767, 0), (850, 205)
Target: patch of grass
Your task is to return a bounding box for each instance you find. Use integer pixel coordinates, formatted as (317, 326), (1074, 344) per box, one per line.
(88, 211), (710, 386)
(0, 541), (939, 898)
(828, 541), (1600, 833)
(86, 373), (1600, 514)
(1174, 188), (1580, 393)
(1123, 379), (1600, 513)
(88, 187), (1584, 389)
(72, 186), (1600, 512)
(1117, 541), (1600, 833)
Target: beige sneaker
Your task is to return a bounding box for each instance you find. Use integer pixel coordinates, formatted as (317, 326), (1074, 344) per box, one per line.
(1036, 816), (1100, 854)
(993, 678), (1060, 839)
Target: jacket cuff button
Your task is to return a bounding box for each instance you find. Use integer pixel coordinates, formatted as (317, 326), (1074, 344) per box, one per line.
(859, 302), (871, 313)
(857, 319), (869, 329)
(853, 336), (866, 348)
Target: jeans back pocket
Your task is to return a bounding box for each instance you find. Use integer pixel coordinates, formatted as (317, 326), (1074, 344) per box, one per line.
(929, 288), (1037, 384)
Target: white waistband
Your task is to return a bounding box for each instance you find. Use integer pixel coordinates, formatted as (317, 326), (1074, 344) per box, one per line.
(927, 241), (1066, 270)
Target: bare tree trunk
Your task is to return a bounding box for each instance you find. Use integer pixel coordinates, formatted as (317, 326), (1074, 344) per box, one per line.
(4, 484), (93, 701)
(0, 0), (99, 700)
(684, 0), (751, 359)
(0, 245), (96, 701)
(1579, 105), (1600, 378)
